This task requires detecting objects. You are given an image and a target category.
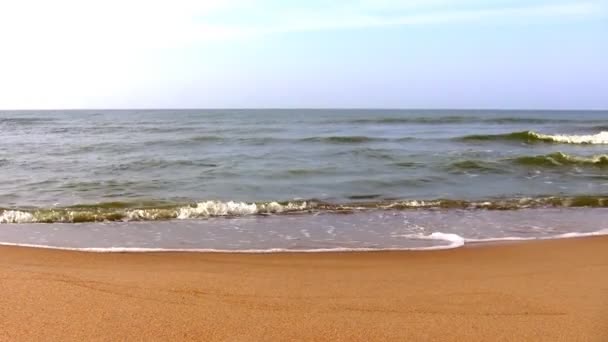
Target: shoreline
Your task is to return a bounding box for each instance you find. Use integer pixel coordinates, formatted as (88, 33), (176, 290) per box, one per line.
(0, 229), (606, 253)
(1, 236), (607, 340)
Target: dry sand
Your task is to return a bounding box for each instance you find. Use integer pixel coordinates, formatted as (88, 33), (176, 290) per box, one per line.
(1, 237), (607, 341)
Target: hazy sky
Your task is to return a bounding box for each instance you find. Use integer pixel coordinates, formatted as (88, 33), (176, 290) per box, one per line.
(0, 0), (606, 109)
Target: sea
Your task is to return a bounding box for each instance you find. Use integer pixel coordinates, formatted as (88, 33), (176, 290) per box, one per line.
(0, 109), (607, 252)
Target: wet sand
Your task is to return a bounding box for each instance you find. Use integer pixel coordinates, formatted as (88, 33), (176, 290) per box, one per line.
(1, 237), (607, 341)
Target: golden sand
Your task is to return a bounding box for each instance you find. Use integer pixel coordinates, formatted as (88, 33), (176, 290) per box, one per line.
(1, 237), (607, 341)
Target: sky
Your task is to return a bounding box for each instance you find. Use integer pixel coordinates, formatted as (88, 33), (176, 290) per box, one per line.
(0, 0), (606, 109)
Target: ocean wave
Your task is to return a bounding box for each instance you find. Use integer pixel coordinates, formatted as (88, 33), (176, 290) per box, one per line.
(460, 130), (608, 144)
(285, 168), (337, 176)
(348, 194), (383, 200)
(0, 117), (56, 125)
(347, 116), (474, 124)
(236, 137), (289, 145)
(2, 196), (608, 224)
(300, 136), (387, 144)
(512, 152), (608, 167)
(0, 200), (310, 224)
(331, 116), (583, 125)
(392, 161), (424, 168)
(333, 148), (400, 161)
(447, 153), (608, 172)
(109, 159), (218, 172)
(189, 135), (224, 142)
(483, 117), (572, 124)
(447, 160), (508, 173)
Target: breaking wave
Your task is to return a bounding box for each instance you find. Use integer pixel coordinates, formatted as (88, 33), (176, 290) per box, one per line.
(2, 196), (608, 224)
(0, 200), (308, 224)
(460, 130), (608, 144)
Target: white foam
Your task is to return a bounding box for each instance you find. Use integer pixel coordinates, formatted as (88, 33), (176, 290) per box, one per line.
(1, 229), (606, 253)
(0, 242), (459, 253)
(176, 201), (307, 219)
(381, 200), (440, 209)
(0, 210), (35, 223)
(553, 228), (608, 238)
(466, 228), (608, 243)
(465, 237), (533, 243)
(557, 152), (608, 164)
(533, 131), (608, 144)
(176, 201), (257, 218)
(125, 209), (173, 221)
(409, 232), (466, 248)
(396, 232), (465, 248)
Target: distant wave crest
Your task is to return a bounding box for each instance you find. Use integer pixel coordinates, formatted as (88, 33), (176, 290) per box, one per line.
(460, 130), (608, 144)
(447, 152), (608, 173)
(512, 152), (608, 167)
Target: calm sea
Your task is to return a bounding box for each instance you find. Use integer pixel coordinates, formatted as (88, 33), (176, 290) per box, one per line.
(1, 109), (607, 251)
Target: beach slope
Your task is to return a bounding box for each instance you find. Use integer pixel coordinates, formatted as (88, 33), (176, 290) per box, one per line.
(1, 237), (607, 341)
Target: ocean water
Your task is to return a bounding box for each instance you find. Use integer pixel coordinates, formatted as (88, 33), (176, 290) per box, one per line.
(0, 109), (607, 251)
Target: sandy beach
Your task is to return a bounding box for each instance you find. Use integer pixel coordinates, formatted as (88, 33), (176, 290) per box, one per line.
(1, 237), (607, 341)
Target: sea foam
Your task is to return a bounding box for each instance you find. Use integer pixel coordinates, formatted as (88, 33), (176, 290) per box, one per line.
(532, 131), (608, 144)
(0, 210), (35, 223)
(176, 201), (307, 219)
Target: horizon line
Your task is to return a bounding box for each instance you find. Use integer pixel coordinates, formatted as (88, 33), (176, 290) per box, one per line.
(1, 107), (607, 112)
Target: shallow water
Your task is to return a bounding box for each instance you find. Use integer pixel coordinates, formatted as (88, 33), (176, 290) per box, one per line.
(0, 208), (606, 251)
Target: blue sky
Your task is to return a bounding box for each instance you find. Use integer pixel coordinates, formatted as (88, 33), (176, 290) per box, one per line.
(0, 0), (606, 109)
